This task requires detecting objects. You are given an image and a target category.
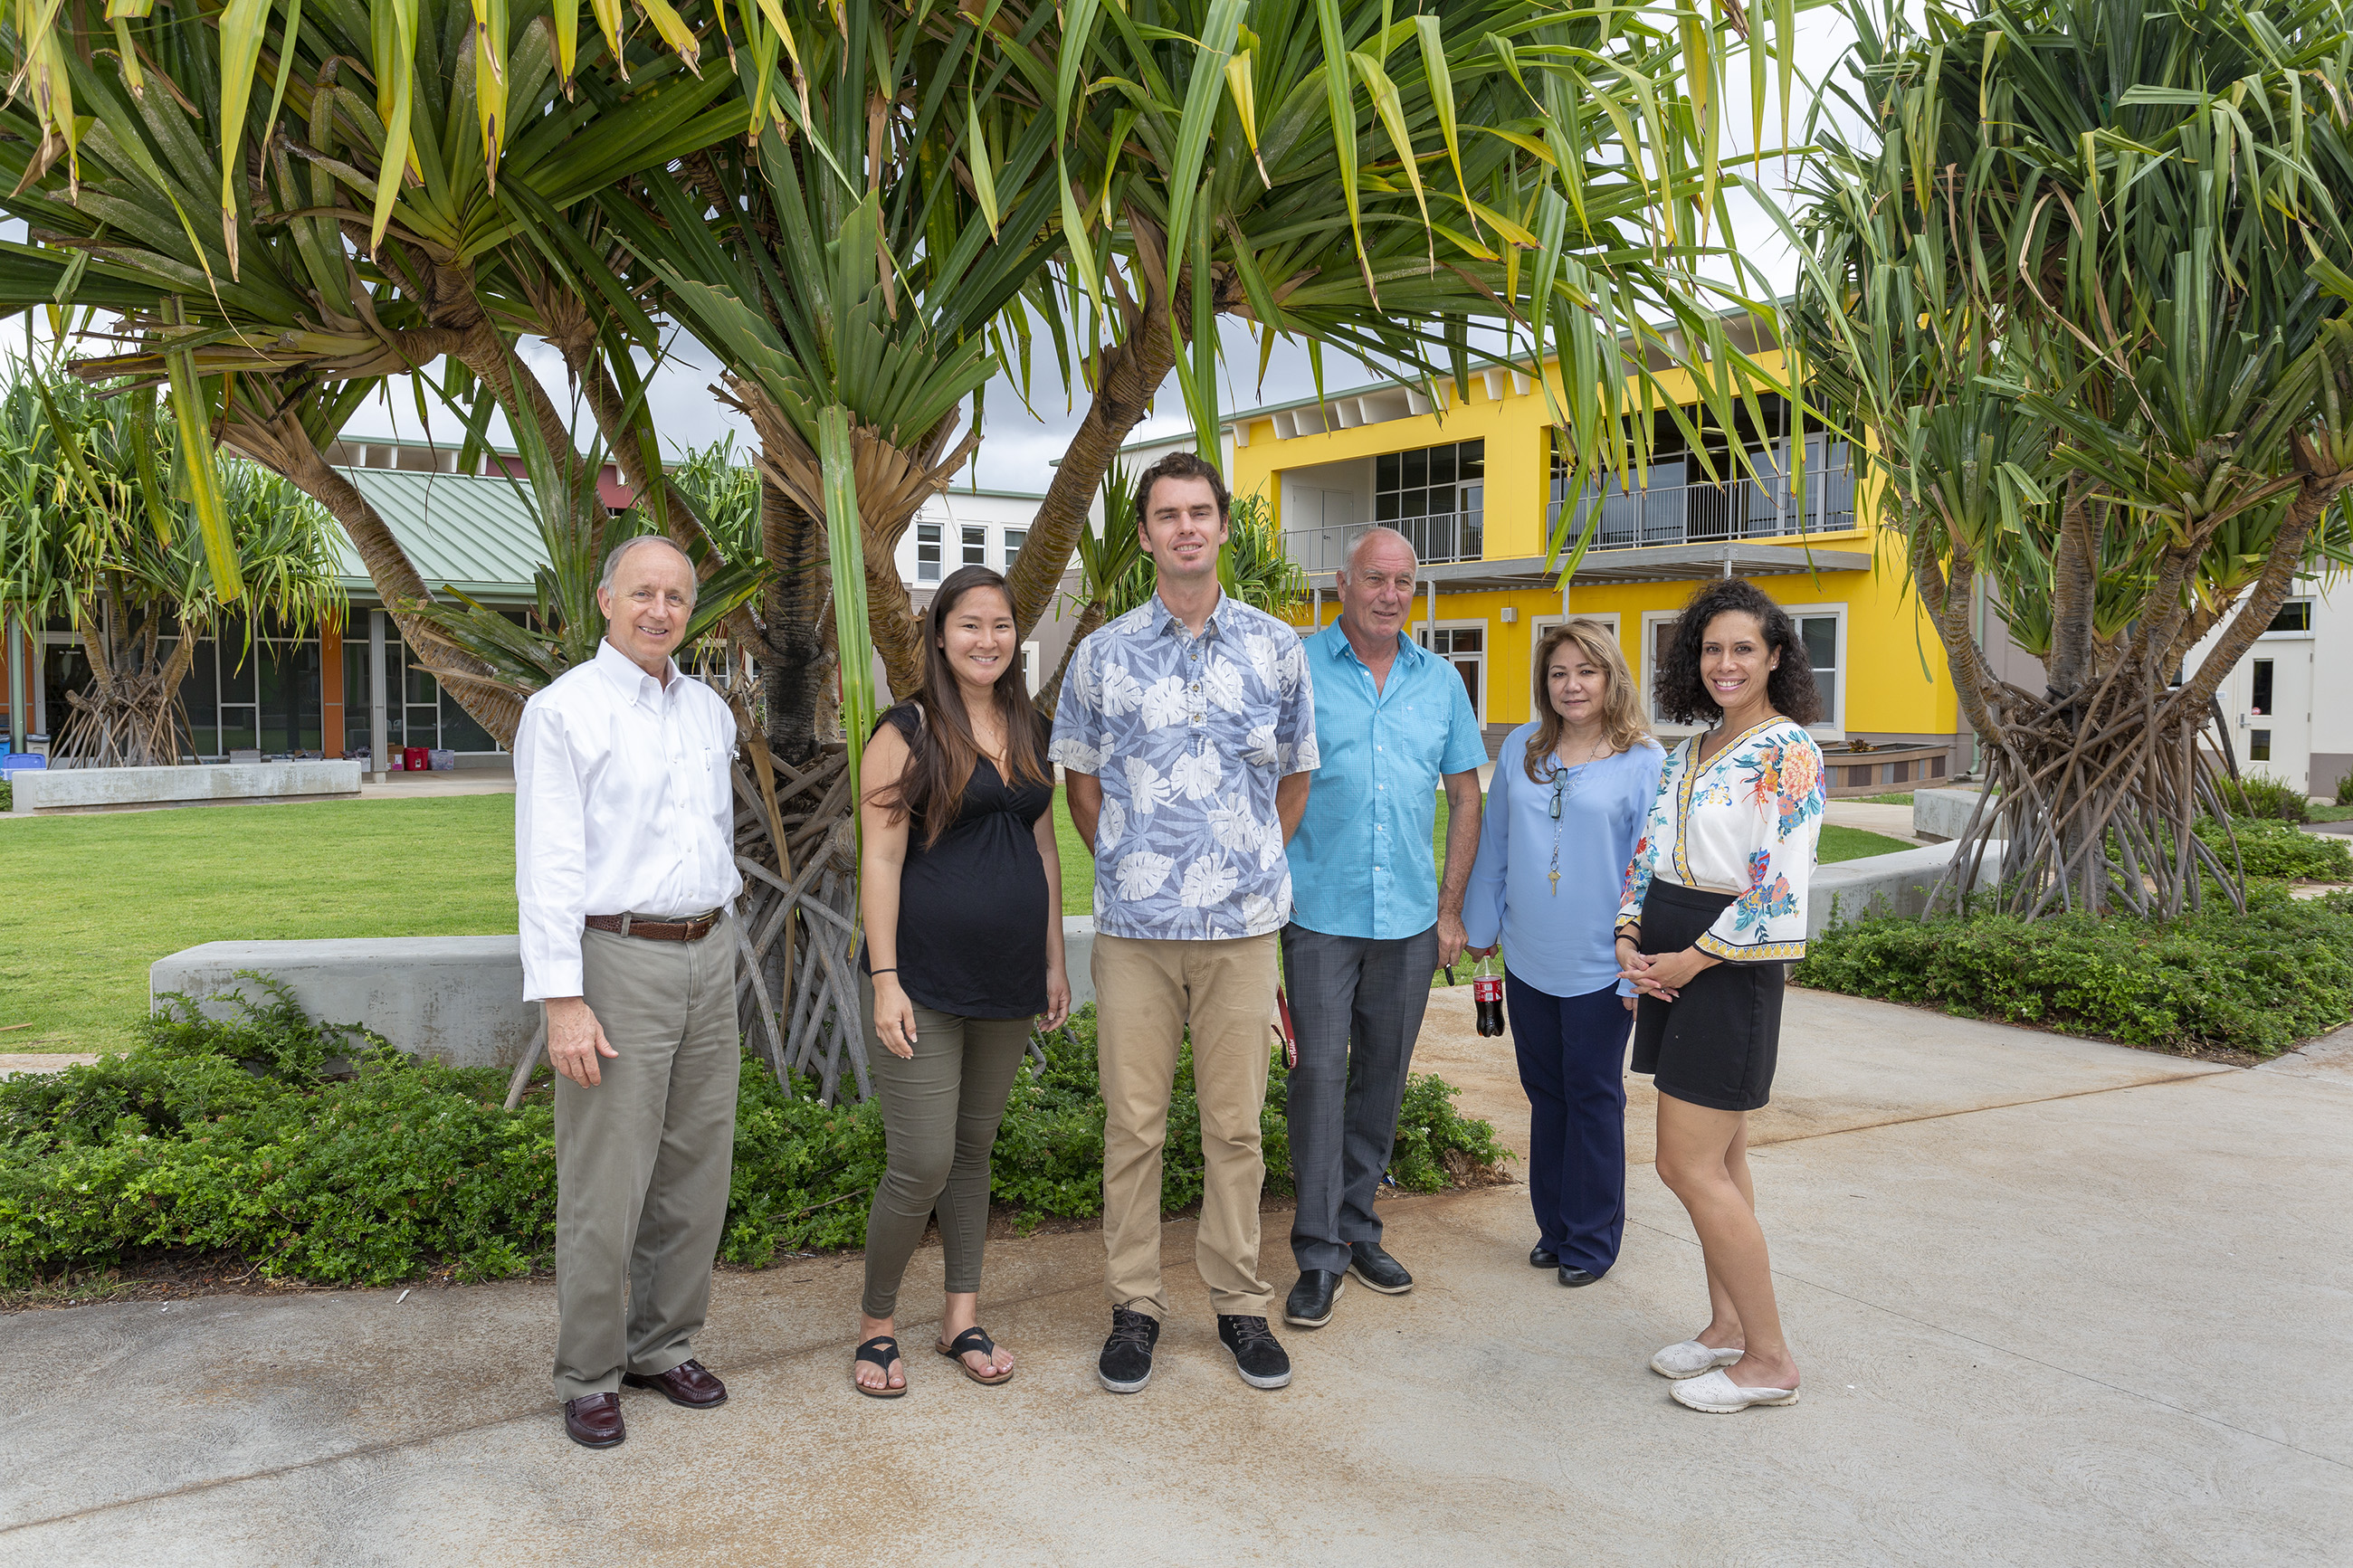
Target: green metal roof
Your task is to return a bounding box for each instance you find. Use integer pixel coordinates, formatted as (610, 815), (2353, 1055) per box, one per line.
(329, 468), (547, 604)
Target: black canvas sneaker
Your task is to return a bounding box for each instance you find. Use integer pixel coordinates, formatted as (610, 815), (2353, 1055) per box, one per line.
(1098, 1307), (1162, 1393)
(1217, 1315), (1293, 1390)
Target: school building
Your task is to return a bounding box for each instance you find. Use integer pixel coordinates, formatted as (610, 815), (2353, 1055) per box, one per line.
(1139, 338), (1967, 794)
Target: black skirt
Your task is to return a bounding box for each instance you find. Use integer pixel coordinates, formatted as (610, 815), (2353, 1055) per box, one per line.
(1629, 881), (1786, 1113)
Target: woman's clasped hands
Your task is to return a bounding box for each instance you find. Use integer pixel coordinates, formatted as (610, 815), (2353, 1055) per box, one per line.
(1616, 935), (1718, 1003)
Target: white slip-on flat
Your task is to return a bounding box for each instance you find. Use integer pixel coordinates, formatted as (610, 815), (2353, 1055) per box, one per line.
(1670, 1367), (1800, 1413)
(1650, 1340), (1745, 1380)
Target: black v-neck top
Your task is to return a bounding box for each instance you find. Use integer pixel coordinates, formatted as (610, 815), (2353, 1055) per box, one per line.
(862, 702), (1054, 1018)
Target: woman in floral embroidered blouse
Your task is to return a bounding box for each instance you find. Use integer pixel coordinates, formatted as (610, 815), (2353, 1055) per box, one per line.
(1615, 579), (1825, 1415)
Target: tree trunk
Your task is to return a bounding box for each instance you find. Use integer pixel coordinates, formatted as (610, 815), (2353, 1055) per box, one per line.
(760, 478), (834, 767)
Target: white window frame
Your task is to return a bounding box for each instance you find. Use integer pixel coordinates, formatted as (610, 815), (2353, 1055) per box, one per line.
(1005, 527), (1028, 570)
(1639, 603), (1844, 739)
(1415, 617), (1491, 726)
(2259, 597), (2317, 641)
(915, 522), (941, 583)
(961, 524), (987, 567)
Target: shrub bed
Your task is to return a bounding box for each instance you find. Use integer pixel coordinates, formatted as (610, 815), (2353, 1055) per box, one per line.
(2195, 813), (2353, 881)
(0, 981), (1509, 1289)
(1794, 882), (2353, 1056)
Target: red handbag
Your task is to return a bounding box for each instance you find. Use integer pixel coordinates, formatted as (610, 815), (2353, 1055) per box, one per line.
(1274, 984), (1298, 1069)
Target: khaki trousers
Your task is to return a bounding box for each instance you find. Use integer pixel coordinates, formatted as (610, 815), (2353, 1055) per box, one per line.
(551, 918), (740, 1403)
(1091, 931), (1280, 1319)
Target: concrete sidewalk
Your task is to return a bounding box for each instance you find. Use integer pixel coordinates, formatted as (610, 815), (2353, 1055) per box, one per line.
(2, 991), (2347, 1566)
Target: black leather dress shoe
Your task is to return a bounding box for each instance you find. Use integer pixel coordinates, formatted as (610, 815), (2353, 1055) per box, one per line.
(1348, 1240), (1414, 1295)
(1557, 1265), (1600, 1288)
(564, 1392), (625, 1449)
(1283, 1269), (1347, 1328)
(623, 1358), (728, 1409)
(1529, 1245), (1560, 1269)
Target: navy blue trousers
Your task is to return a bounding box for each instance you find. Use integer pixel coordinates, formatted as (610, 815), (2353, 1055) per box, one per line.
(1504, 974), (1630, 1278)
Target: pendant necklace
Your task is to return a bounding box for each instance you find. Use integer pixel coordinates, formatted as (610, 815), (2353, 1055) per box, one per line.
(1545, 735), (1606, 896)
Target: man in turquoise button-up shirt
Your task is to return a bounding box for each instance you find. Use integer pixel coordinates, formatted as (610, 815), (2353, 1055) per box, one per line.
(1280, 527), (1487, 1329)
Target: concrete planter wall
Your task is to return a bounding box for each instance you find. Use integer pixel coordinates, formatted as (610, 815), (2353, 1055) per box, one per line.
(151, 937), (540, 1069)
(151, 919), (1105, 1068)
(13, 760), (362, 815)
(1912, 785), (2011, 843)
(1811, 840), (2004, 935)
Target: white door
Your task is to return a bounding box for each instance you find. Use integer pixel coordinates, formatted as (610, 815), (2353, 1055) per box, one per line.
(2243, 642), (2314, 794)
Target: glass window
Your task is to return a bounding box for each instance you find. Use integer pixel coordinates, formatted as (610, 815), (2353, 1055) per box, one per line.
(2253, 659), (2273, 716)
(916, 522), (941, 583)
(2269, 601), (2313, 634)
(184, 638), (219, 758)
(441, 687), (495, 752)
(1800, 614), (1839, 725)
(2252, 728), (2272, 762)
(1004, 527), (1027, 568)
(962, 526), (986, 565)
(1374, 440), (1484, 562)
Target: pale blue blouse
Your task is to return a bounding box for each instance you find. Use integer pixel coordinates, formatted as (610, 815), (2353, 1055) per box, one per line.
(1463, 726), (1665, 1000)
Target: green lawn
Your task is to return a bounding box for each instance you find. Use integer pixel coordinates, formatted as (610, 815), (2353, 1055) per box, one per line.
(5, 787), (1918, 1054)
(1, 796), (519, 1056)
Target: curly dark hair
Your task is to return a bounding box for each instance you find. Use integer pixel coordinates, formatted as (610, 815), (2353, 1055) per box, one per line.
(1654, 577), (1821, 727)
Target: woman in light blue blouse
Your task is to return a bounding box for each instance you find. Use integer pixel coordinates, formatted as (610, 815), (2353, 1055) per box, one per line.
(1464, 620), (1663, 1287)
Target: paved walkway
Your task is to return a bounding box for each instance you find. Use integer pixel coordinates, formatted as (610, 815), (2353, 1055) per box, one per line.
(2, 991), (2346, 1566)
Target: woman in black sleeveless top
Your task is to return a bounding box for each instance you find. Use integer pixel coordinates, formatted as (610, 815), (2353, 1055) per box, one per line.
(850, 565), (1069, 1397)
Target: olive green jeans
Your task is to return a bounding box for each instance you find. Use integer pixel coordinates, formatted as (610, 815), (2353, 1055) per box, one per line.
(857, 972), (1034, 1320)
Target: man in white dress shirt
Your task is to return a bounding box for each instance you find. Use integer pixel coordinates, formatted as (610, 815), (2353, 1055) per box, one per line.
(514, 535), (744, 1449)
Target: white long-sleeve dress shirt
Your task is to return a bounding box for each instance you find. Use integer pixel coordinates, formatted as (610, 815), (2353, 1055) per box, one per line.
(514, 639), (742, 1001)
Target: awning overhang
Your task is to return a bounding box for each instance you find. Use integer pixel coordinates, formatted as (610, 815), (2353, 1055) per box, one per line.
(1416, 541), (1874, 594)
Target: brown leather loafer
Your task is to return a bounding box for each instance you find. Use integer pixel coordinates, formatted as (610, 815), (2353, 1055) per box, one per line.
(622, 1358), (728, 1409)
(563, 1392), (625, 1449)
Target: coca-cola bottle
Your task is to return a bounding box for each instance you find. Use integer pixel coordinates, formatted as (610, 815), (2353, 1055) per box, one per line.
(1473, 955), (1507, 1038)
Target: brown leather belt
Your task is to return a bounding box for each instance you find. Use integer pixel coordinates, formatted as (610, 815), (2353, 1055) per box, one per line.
(585, 910), (723, 943)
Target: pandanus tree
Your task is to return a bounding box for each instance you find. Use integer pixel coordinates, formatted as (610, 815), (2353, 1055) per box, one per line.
(0, 364), (343, 765)
(0, 0), (760, 742)
(1790, 0), (2353, 918)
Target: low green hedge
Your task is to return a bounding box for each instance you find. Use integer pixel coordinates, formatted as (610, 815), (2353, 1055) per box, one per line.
(1794, 882), (2353, 1056)
(0, 980), (1508, 1289)
(2196, 814), (2353, 881)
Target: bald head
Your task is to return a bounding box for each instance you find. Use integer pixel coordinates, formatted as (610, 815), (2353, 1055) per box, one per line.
(598, 535), (697, 601)
(1334, 526), (1418, 650)
(1342, 525), (1416, 581)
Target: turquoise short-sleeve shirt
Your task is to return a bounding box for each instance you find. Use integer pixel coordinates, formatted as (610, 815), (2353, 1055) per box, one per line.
(1286, 622), (1490, 940)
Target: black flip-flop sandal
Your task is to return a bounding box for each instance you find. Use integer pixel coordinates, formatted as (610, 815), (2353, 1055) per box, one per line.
(853, 1335), (907, 1399)
(935, 1326), (1015, 1386)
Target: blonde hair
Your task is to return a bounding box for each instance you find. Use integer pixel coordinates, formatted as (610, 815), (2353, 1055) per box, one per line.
(1525, 619), (1652, 782)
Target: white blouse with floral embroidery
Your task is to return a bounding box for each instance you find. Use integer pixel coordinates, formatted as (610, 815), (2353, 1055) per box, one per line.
(1615, 717), (1826, 963)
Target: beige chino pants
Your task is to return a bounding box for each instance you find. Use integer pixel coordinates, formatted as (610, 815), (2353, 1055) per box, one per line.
(551, 917), (739, 1403)
(1091, 931), (1281, 1319)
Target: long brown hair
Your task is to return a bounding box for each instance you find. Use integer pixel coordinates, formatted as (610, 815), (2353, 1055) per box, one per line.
(1524, 618), (1653, 782)
(872, 565), (1053, 848)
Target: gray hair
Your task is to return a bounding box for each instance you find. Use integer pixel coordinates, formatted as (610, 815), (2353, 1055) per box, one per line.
(598, 535), (698, 603)
(1342, 525), (1417, 578)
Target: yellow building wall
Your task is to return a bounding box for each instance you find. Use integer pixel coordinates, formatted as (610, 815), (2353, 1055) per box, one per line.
(1248, 358), (1958, 741)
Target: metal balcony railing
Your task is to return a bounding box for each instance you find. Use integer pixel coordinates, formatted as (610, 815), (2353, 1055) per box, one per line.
(1550, 455), (1856, 553)
(1281, 509), (1482, 575)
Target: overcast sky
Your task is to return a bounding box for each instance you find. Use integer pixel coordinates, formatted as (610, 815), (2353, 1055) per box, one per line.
(8, 12), (1862, 494)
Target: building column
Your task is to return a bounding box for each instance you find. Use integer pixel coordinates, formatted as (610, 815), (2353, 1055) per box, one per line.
(320, 617), (345, 758)
(4, 617), (21, 752)
(368, 610), (389, 782)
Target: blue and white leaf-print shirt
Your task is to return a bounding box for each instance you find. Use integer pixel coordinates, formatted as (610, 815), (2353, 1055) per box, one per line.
(1616, 717), (1825, 962)
(1049, 592), (1319, 940)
